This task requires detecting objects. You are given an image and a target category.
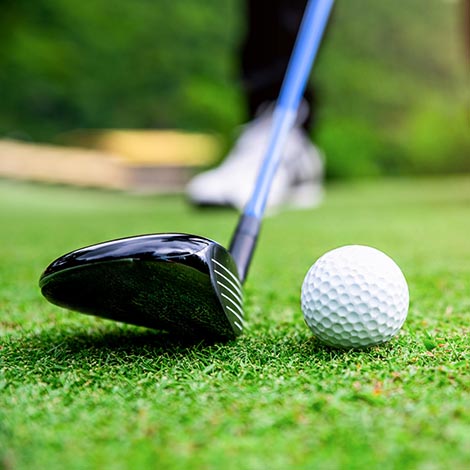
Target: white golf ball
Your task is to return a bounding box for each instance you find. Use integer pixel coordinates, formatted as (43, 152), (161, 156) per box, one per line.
(301, 245), (409, 348)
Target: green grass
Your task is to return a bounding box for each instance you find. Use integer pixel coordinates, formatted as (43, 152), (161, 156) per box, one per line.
(1, 176), (470, 470)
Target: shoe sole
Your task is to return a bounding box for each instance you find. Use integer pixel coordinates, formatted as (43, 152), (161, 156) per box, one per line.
(189, 181), (323, 211)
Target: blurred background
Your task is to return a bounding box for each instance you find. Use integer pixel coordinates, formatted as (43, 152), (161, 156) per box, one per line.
(0, 0), (469, 183)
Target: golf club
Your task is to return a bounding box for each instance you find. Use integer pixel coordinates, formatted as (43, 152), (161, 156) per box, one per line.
(39, 0), (334, 342)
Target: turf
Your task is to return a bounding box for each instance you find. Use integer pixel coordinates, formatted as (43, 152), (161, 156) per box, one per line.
(1, 176), (470, 470)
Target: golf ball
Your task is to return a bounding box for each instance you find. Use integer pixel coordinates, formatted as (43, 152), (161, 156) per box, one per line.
(301, 245), (409, 348)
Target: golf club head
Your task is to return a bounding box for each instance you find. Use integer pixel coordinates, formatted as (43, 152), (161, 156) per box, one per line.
(39, 234), (244, 342)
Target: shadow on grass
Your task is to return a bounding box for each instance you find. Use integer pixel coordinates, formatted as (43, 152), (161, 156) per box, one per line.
(54, 326), (220, 352)
(2, 324), (233, 369)
(5, 323), (399, 359)
(2, 323), (404, 386)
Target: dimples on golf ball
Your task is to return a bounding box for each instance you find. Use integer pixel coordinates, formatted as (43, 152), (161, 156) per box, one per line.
(301, 245), (409, 348)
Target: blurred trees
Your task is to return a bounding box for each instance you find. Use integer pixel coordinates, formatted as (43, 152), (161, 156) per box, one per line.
(313, 0), (470, 177)
(0, 0), (468, 177)
(0, 0), (243, 138)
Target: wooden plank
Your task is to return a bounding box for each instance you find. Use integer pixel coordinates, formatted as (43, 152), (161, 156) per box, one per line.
(0, 140), (126, 189)
(60, 129), (220, 165)
(0, 131), (219, 192)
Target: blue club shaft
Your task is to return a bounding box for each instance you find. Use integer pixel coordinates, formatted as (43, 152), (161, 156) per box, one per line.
(245, 0), (334, 218)
(229, 0), (334, 282)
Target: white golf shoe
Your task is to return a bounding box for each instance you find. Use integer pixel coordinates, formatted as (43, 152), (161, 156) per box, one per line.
(186, 106), (324, 211)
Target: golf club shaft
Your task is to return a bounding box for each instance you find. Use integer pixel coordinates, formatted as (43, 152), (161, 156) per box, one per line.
(230, 0), (334, 282)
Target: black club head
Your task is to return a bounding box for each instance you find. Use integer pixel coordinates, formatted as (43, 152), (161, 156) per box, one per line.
(39, 234), (244, 342)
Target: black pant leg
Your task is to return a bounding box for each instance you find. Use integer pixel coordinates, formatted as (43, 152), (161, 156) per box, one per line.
(240, 0), (314, 129)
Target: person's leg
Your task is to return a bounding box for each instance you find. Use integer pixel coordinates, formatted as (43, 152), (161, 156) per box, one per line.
(240, 0), (315, 130)
(186, 0), (324, 210)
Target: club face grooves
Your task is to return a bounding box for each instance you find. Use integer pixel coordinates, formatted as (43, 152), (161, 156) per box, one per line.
(209, 244), (244, 335)
(40, 234), (243, 341)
